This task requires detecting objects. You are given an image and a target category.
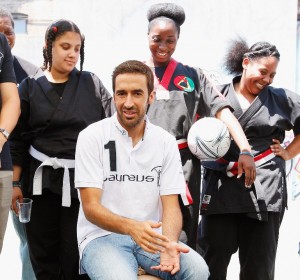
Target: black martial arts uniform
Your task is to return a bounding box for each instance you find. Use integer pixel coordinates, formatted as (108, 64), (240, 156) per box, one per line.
(198, 76), (300, 280)
(10, 68), (113, 280)
(146, 59), (231, 249)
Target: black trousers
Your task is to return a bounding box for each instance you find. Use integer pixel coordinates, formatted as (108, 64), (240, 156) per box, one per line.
(25, 190), (89, 280)
(198, 212), (284, 280)
(180, 157), (201, 250)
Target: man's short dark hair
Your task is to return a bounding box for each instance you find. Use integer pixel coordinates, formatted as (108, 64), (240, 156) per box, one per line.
(112, 60), (154, 95)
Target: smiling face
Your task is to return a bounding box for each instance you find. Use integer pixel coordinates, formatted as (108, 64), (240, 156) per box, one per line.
(0, 16), (15, 49)
(148, 19), (178, 67)
(51, 31), (81, 76)
(242, 56), (279, 95)
(114, 73), (154, 133)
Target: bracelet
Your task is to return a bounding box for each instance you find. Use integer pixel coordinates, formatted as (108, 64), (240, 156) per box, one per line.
(240, 151), (254, 157)
(0, 128), (9, 139)
(12, 181), (21, 188)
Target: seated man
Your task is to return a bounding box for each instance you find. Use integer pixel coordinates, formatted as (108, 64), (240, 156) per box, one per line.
(75, 60), (209, 280)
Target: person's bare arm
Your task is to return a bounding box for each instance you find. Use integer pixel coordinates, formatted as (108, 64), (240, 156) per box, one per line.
(216, 107), (256, 187)
(0, 82), (20, 133)
(151, 195), (189, 275)
(271, 135), (300, 160)
(11, 165), (23, 214)
(79, 187), (169, 254)
(0, 82), (20, 153)
(160, 195), (182, 242)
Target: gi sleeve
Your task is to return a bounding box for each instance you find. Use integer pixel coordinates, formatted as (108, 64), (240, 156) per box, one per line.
(285, 88), (300, 136)
(195, 67), (232, 118)
(91, 73), (115, 118)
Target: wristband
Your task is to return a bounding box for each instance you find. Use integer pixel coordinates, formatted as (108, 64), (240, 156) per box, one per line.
(12, 181), (21, 188)
(0, 128), (9, 139)
(240, 151), (254, 157)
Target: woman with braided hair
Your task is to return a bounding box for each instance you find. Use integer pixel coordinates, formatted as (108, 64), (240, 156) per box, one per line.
(145, 3), (255, 251)
(10, 19), (112, 279)
(198, 38), (300, 280)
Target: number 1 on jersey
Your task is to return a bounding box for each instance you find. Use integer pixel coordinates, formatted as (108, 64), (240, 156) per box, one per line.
(104, 141), (116, 171)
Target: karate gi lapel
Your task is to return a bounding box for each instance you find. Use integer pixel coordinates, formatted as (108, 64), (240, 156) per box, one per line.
(237, 87), (268, 129)
(35, 69), (61, 108)
(224, 80), (269, 220)
(32, 69), (80, 135)
(226, 80), (269, 130)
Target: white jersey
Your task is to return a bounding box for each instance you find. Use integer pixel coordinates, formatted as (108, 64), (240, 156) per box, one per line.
(75, 113), (186, 257)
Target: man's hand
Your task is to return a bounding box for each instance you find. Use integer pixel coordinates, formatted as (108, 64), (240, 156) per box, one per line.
(237, 153), (256, 188)
(151, 241), (189, 275)
(129, 221), (169, 254)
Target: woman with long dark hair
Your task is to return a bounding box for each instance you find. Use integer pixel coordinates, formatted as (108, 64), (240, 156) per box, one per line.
(198, 38), (300, 280)
(10, 19), (112, 279)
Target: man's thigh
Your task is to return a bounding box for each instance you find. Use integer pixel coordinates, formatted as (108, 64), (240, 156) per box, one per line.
(82, 234), (138, 280)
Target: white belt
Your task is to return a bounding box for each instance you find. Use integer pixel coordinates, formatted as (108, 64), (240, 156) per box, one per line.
(29, 146), (75, 207)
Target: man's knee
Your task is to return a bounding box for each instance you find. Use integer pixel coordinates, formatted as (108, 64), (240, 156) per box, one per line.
(180, 250), (210, 280)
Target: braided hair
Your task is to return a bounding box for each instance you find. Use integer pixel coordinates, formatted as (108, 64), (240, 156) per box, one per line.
(224, 37), (280, 75)
(147, 3), (185, 36)
(42, 19), (85, 72)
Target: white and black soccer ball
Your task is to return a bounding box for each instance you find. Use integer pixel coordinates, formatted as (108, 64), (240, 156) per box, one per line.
(187, 117), (231, 160)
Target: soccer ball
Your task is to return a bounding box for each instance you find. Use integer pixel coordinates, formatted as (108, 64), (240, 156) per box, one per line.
(187, 117), (231, 160)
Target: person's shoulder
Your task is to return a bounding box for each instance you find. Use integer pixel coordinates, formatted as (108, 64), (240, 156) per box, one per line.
(81, 117), (112, 136)
(267, 86), (284, 95)
(268, 86), (299, 100)
(78, 70), (93, 76)
(23, 68), (44, 83)
(176, 63), (208, 84)
(176, 61), (197, 74)
(79, 70), (98, 78)
(268, 86), (288, 94)
(148, 122), (176, 142)
(14, 55), (40, 76)
(184, 65), (213, 78)
(216, 81), (231, 92)
(78, 70), (104, 84)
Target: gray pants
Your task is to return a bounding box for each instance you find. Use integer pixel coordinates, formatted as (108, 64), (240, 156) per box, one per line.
(0, 171), (13, 253)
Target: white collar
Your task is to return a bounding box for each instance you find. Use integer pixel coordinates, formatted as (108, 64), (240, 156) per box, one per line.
(112, 113), (150, 140)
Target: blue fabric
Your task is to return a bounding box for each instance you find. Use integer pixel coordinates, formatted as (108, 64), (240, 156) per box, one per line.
(81, 233), (209, 280)
(11, 212), (36, 280)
